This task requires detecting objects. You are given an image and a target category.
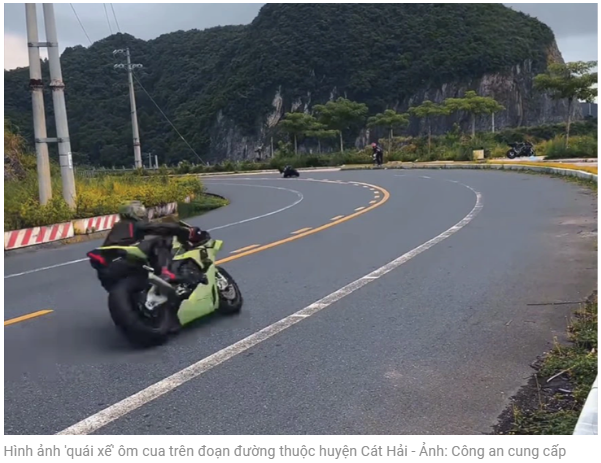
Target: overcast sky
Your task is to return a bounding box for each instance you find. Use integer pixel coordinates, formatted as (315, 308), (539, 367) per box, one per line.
(4, 3), (598, 70)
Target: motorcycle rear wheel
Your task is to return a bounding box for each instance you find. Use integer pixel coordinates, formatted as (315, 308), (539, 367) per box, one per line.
(108, 278), (171, 347)
(506, 149), (516, 159)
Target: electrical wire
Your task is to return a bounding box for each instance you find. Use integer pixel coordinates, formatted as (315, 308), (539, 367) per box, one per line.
(110, 4), (121, 33)
(103, 4), (113, 34)
(70, 2), (206, 165)
(131, 72), (206, 164)
(70, 4), (92, 45)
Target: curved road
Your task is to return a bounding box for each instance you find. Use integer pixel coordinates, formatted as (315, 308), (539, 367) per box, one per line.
(4, 169), (597, 435)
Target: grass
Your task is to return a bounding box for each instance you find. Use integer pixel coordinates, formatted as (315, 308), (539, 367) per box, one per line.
(178, 194), (229, 220)
(496, 294), (598, 435)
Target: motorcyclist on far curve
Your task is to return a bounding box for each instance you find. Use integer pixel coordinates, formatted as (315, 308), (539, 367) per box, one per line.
(371, 142), (383, 166)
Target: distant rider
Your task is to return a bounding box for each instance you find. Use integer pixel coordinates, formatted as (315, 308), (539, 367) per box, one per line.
(371, 143), (383, 166)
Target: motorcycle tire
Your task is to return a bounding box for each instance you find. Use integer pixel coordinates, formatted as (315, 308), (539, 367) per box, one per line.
(108, 278), (171, 347)
(215, 266), (243, 315)
(506, 149), (516, 159)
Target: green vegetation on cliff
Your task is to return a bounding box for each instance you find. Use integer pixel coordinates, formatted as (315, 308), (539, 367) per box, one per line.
(5, 3), (555, 166)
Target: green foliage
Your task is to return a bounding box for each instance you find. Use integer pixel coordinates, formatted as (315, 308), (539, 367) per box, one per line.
(4, 173), (204, 230)
(367, 109), (409, 149)
(408, 100), (449, 121)
(314, 98), (369, 152)
(534, 61), (598, 102)
(4, 4), (555, 165)
(4, 123), (206, 229)
(494, 119), (597, 144)
(305, 126), (338, 153)
(178, 195), (229, 219)
(534, 61), (598, 147)
(536, 135), (597, 159)
(408, 101), (450, 154)
(278, 112), (318, 154)
(443, 91), (505, 136)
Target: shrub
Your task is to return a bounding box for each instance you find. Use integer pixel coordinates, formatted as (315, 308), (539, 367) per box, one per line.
(5, 172), (206, 230)
(536, 135), (598, 159)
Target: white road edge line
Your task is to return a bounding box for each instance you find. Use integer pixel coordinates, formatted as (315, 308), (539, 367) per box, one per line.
(3, 258), (89, 279)
(201, 183), (304, 231)
(4, 183), (304, 280)
(56, 182), (483, 435)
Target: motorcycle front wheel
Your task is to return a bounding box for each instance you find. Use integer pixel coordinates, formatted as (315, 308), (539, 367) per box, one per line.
(215, 266), (243, 315)
(506, 149), (516, 159)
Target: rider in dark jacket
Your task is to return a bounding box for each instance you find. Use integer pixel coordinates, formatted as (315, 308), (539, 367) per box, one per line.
(100, 201), (208, 333)
(371, 143), (383, 166)
(103, 200), (207, 282)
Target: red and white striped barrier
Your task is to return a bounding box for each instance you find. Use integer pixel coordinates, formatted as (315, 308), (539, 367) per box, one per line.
(148, 202), (178, 219)
(4, 222), (74, 250)
(73, 214), (120, 235)
(5, 202), (180, 250)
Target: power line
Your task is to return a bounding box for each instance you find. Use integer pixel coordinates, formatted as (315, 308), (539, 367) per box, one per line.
(131, 71), (206, 165)
(70, 3), (206, 165)
(70, 4), (92, 45)
(103, 4), (113, 35)
(110, 4), (121, 33)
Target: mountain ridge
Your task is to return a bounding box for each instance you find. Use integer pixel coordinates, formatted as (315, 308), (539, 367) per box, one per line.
(4, 3), (574, 165)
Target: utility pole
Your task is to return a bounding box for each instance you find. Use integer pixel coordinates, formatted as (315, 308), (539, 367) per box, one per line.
(42, 3), (77, 208)
(154, 154), (158, 169)
(25, 3), (52, 205)
(113, 48), (143, 169)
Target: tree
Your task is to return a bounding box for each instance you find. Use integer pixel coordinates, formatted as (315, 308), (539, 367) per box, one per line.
(444, 91), (505, 137)
(367, 109), (409, 151)
(277, 112), (317, 155)
(305, 122), (338, 153)
(534, 61), (597, 147)
(408, 101), (449, 155)
(313, 98), (369, 152)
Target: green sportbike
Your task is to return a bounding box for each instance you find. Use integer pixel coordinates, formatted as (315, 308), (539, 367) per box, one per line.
(86, 221), (243, 346)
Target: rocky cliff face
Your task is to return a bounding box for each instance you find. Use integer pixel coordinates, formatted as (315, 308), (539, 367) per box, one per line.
(209, 40), (578, 159)
(5, 4), (575, 165)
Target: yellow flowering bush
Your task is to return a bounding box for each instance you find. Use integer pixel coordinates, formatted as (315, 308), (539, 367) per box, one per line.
(5, 173), (205, 230)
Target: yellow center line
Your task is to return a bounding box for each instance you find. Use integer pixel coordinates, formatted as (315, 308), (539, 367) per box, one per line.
(230, 244), (260, 254)
(11, 181), (390, 326)
(216, 181), (390, 265)
(4, 310), (53, 327)
(330, 215), (345, 221)
(291, 227), (313, 235)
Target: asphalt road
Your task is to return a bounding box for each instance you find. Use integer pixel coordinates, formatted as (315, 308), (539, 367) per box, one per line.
(4, 169), (597, 435)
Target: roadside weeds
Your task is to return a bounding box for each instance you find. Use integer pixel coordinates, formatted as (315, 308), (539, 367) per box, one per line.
(493, 292), (598, 435)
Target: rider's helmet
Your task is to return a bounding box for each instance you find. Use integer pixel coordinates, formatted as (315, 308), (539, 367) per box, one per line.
(371, 143), (377, 149)
(118, 200), (148, 222)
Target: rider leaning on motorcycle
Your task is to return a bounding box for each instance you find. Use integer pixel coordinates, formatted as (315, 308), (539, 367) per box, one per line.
(103, 200), (208, 283)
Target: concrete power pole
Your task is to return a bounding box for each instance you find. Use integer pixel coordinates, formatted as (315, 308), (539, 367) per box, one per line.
(25, 3), (52, 205)
(113, 48), (143, 169)
(42, 3), (77, 208)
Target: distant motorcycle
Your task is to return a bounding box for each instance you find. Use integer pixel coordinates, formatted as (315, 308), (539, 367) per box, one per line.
(280, 165), (300, 178)
(506, 141), (535, 159)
